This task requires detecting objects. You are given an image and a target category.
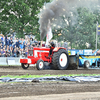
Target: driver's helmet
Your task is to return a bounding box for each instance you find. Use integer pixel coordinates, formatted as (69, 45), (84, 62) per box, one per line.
(50, 41), (55, 46)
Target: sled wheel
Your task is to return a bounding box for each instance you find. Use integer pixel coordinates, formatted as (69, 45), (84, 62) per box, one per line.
(36, 59), (45, 70)
(52, 49), (69, 70)
(84, 60), (90, 69)
(21, 63), (29, 69)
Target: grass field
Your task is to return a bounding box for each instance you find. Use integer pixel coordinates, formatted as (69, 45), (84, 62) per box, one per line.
(1, 74), (100, 78)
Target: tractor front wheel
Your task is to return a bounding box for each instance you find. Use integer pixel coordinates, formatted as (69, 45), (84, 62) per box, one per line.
(36, 59), (45, 70)
(52, 49), (69, 70)
(21, 63), (29, 69)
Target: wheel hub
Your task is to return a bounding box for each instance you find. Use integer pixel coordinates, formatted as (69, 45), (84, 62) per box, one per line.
(86, 62), (89, 67)
(24, 64), (28, 67)
(39, 62), (43, 69)
(59, 53), (67, 67)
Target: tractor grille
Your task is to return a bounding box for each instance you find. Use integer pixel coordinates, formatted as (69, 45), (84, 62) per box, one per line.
(28, 50), (33, 56)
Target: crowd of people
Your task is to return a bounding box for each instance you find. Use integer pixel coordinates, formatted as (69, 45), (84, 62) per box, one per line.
(0, 34), (41, 57)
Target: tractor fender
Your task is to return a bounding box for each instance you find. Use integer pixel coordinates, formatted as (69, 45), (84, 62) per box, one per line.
(53, 47), (66, 52)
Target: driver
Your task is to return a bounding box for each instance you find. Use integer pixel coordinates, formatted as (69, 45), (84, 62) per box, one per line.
(48, 41), (55, 57)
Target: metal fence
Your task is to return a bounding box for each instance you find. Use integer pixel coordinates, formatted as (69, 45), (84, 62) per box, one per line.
(0, 57), (21, 66)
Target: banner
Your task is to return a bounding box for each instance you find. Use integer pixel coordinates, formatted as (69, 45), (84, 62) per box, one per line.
(97, 24), (100, 35)
(45, 20), (53, 46)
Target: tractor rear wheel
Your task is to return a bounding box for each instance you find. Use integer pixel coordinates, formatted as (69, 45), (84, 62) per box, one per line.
(84, 60), (90, 69)
(52, 49), (69, 70)
(21, 63), (29, 69)
(36, 59), (45, 70)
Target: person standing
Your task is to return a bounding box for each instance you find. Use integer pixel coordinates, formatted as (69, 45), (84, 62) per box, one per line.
(16, 38), (19, 48)
(9, 38), (13, 47)
(6, 37), (10, 47)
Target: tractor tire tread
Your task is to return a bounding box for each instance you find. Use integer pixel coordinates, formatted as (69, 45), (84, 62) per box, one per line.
(52, 49), (69, 70)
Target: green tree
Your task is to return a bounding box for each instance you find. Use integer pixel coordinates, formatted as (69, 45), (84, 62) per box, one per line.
(76, 8), (97, 49)
(56, 7), (99, 49)
(0, 0), (50, 38)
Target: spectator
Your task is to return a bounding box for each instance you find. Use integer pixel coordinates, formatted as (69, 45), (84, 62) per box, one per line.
(13, 48), (17, 57)
(32, 43), (35, 47)
(0, 49), (4, 57)
(27, 42), (31, 48)
(5, 35), (7, 45)
(21, 48), (26, 57)
(30, 38), (33, 45)
(34, 39), (38, 44)
(10, 46), (13, 57)
(19, 41), (24, 49)
(6, 37), (10, 46)
(0, 33), (4, 43)
(23, 41), (27, 50)
(24, 46), (28, 57)
(16, 47), (20, 57)
(9, 38), (13, 47)
(0, 39), (4, 46)
(30, 36), (33, 41)
(13, 37), (17, 45)
(2, 48), (6, 57)
(16, 38), (19, 48)
(38, 41), (41, 46)
(0, 52), (2, 57)
(5, 50), (10, 57)
(0, 43), (3, 49)
(10, 34), (13, 39)
(3, 45), (6, 51)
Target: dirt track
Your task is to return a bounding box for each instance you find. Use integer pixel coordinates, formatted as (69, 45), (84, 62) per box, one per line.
(0, 66), (100, 99)
(0, 65), (100, 76)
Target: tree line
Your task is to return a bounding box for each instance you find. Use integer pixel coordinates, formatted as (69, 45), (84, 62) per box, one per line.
(0, 0), (100, 49)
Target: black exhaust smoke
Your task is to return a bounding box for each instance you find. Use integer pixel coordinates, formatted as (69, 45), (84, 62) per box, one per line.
(38, 0), (99, 41)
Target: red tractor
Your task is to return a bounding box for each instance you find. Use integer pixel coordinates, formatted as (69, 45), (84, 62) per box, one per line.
(20, 47), (69, 70)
